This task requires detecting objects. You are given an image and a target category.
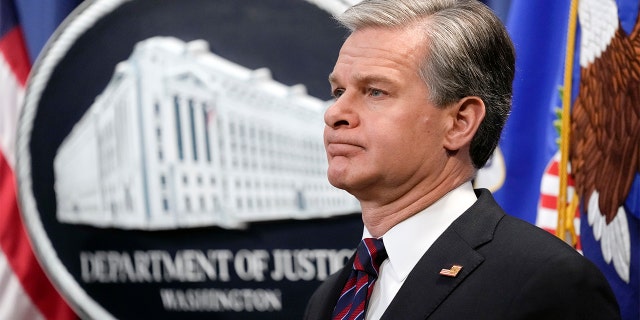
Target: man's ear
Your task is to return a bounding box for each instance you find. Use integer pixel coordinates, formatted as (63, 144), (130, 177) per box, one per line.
(443, 96), (485, 151)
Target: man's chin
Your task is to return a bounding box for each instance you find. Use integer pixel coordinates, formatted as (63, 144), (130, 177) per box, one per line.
(326, 165), (373, 195)
(327, 176), (348, 191)
(327, 175), (365, 197)
(327, 172), (354, 191)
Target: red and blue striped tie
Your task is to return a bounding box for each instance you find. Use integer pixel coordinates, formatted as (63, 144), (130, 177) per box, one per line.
(332, 238), (388, 320)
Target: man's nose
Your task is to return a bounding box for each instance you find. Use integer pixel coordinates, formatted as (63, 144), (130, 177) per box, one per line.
(324, 94), (359, 129)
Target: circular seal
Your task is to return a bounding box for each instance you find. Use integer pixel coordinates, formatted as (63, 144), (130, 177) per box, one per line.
(16, 0), (363, 318)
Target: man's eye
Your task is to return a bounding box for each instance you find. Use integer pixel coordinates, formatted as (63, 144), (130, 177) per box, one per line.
(332, 88), (345, 99)
(369, 88), (385, 97)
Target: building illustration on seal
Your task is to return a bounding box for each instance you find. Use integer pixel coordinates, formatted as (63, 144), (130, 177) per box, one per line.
(53, 36), (360, 230)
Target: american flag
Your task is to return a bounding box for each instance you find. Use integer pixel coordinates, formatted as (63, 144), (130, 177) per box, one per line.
(535, 151), (582, 251)
(0, 0), (78, 318)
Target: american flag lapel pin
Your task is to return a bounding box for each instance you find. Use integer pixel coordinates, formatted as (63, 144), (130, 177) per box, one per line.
(439, 265), (463, 277)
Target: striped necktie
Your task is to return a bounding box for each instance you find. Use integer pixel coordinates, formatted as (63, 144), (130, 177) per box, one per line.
(332, 238), (387, 320)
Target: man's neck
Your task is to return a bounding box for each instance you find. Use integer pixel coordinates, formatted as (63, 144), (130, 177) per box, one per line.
(360, 175), (473, 238)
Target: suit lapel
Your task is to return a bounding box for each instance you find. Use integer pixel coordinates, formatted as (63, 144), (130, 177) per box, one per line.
(381, 189), (503, 320)
(306, 255), (355, 320)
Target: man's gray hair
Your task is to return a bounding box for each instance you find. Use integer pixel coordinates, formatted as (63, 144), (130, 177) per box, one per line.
(337, 0), (515, 169)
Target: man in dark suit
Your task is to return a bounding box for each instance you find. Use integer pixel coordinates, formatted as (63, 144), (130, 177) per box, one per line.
(305, 0), (621, 319)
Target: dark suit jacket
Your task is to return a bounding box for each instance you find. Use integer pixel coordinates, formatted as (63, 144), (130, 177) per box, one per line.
(304, 189), (620, 320)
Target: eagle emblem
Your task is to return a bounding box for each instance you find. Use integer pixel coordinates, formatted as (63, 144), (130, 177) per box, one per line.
(569, 0), (640, 283)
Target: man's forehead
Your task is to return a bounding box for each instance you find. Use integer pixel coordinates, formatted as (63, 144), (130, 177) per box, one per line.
(337, 27), (427, 64)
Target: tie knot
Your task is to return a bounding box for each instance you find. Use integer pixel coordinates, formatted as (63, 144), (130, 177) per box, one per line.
(354, 238), (387, 276)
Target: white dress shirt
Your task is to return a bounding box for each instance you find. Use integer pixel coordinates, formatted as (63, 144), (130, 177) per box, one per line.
(364, 182), (478, 320)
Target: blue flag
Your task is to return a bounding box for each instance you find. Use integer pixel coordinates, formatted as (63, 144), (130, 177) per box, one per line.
(495, 1), (640, 319)
(494, 0), (571, 224)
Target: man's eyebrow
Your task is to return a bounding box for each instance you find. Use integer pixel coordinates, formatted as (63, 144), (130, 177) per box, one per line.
(353, 73), (394, 85)
(328, 73), (395, 85)
(328, 72), (338, 84)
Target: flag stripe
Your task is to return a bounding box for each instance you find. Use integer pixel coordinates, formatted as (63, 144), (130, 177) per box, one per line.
(540, 194), (558, 209)
(0, 54), (23, 167)
(0, 251), (44, 320)
(0, 26), (30, 86)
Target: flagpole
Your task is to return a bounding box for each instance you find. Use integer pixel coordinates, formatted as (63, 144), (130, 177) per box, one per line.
(557, 0), (579, 247)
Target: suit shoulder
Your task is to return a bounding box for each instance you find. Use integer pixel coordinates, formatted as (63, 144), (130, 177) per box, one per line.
(494, 213), (581, 257)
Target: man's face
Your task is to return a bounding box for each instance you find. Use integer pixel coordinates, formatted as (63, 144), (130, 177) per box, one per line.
(324, 26), (452, 202)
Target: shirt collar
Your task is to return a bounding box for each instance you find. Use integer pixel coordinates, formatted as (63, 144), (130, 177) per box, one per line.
(363, 182), (477, 281)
